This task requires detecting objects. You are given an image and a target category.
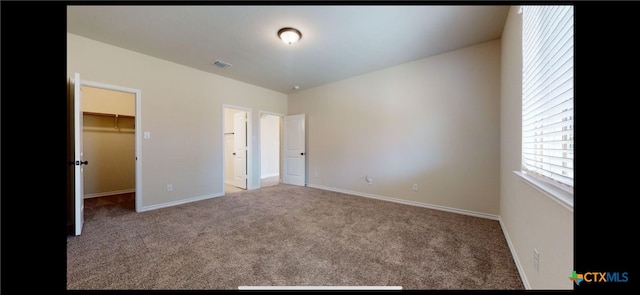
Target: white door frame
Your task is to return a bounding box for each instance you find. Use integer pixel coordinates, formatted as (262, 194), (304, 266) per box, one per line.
(222, 105), (252, 193)
(258, 110), (284, 189)
(79, 78), (143, 213)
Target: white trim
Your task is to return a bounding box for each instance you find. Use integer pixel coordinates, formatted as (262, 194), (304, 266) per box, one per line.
(307, 184), (499, 221)
(84, 189), (135, 199)
(81, 80), (139, 95)
(260, 173), (279, 179)
(134, 89), (142, 213)
(258, 110), (285, 118)
(139, 192), (224, 212)
(499, 217), (531, 290)
(79, 79), (143, 213)
(513, 171), (573, 212)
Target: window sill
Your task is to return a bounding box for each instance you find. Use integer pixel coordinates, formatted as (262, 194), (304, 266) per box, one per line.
(513, 171), (573, 212)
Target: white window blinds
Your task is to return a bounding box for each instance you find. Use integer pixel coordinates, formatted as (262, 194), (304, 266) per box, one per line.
(522, 5), (574, 189)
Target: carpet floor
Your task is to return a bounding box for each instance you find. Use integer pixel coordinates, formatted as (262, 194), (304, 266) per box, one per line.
(67, 184), (524, 290)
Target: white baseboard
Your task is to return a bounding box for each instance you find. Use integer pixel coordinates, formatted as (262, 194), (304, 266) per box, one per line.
(84, 189), (135, 199)
(261, 174), (279, 179)
(499, 217), (531, 290)
(307, 184), (500, 220)
(139, 192), (224, 212)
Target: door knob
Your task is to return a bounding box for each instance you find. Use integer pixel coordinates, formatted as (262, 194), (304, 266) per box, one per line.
(301, 153), (305, 156)
(80, 160), (89, 165)
(233, 153), (236, 155)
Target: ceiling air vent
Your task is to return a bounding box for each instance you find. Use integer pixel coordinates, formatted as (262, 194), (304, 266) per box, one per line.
(212, 60), (232, 68)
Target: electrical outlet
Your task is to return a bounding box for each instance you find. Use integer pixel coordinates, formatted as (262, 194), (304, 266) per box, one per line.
(167, 184), (173, 192)
(533, 248), (539, 272)
(412, 184), (418, 191)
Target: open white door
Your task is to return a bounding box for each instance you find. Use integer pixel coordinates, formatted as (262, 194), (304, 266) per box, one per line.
(283, 114), (306, 186)
(233, 111), (247, 189)
(72, 73), (85, 235)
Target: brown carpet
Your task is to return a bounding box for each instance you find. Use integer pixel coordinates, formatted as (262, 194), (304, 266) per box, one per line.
(67, 184), (524, 290)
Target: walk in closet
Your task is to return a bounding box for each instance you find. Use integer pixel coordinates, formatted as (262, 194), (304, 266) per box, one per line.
(82, 86), (136, 199)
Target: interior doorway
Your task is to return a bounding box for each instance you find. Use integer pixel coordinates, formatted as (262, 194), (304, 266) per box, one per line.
(260, 112), (282, 188)
(82, 86), (136, 214)
(68, 73), (142, 236)
(223, 106), (251, 193)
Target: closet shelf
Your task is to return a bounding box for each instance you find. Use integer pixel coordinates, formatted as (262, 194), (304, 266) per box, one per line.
(83, 111), (134, 118)
(83, 126), (135, 133)
(83, 111), (135, 129)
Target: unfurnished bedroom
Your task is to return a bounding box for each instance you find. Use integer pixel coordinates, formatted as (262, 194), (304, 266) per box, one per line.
(66, 5), (574, 290)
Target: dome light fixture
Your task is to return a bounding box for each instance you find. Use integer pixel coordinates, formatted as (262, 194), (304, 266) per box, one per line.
(278, 27), (302, 45)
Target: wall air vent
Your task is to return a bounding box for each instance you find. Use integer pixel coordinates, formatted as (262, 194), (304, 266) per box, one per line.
(212, 60), (232, 68)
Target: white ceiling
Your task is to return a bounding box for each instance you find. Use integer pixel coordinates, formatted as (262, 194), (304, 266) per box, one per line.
(67, 5), (509, 94)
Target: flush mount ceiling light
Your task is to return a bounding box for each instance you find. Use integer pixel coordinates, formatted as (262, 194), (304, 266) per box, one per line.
(278, 27), (302, 45)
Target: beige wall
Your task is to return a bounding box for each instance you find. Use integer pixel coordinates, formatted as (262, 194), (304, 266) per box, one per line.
(288, 40), (501, 216)
(500, 6), (573, 289)
(68, 33), (288, 209)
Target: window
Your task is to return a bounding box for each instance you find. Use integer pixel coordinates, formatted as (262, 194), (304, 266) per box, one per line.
(520, 5), (574, 202)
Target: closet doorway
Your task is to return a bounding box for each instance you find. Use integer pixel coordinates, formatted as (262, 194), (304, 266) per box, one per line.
(260, 112), (282, 188)
(82, 86), (137, 214)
